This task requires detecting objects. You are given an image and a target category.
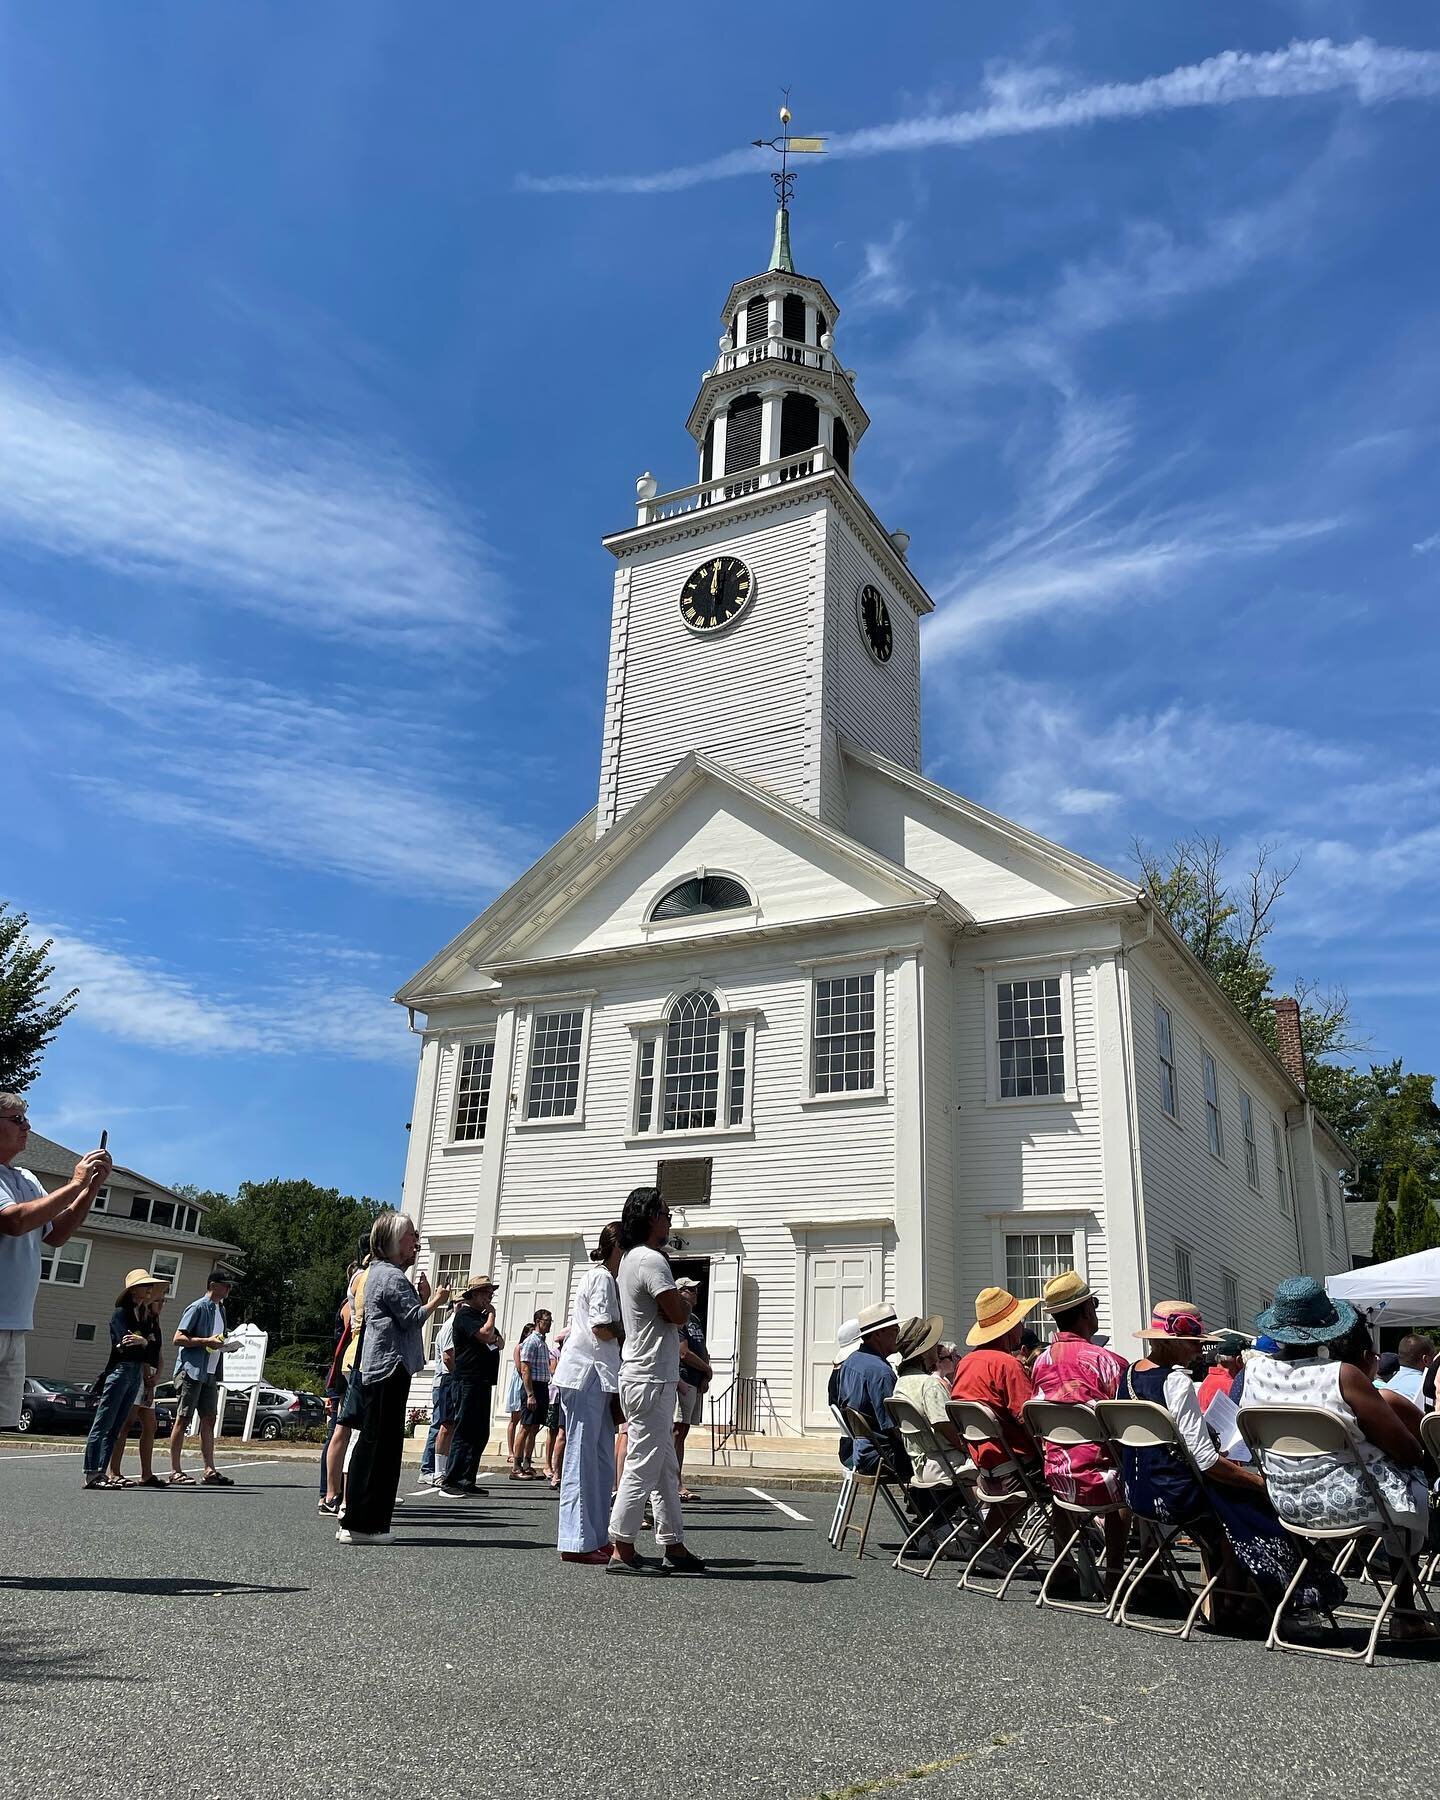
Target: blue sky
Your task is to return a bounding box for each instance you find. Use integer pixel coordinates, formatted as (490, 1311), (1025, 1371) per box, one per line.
(11, 4), (1439, 1199)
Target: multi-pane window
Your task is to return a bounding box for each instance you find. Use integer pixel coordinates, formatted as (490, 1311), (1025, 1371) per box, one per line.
(635, 1038), (657, 1134)
(1005, 1231), (1075, 1341)
(1272, 1121), (1292, 1215)
(1222, 1269), (1240, 1331)
(149, 1251), (182, 1298)
(813, 973), (876, 1094)
(150, 1199), (176, 1230)
(997, 977), (1065, 1098)
(452, 1041), (495, 1142)
(426, 1251), (470, 1355)
(1155, 1002), (1178, 1117)
(525, 1009), (585, 1119)
(91, 1185), (109, 1214)
(1240, 1091), (1260, 1190)
(1175, 1244), (1194, 1302)
(663, 991), (722, 1132)
(39, 1237), (90, 1287)
(727, 1029), (748, 1127)
(1203, 1052), (1224, 1159)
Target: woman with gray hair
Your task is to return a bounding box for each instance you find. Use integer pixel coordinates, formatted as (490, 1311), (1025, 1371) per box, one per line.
(338, 1210), (450, 1545)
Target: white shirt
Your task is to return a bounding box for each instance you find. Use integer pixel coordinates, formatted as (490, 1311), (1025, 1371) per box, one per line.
(553, 1266), (622, 1395)
(1163, 1366), (1218, 1472)
(433, 1313), (456, 1376)
(617, 1246), (679, 1384)
(0, 1165), (50, 1333)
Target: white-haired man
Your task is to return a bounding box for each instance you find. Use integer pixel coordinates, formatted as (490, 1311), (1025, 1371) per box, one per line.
(0, 1094), (111, 1429)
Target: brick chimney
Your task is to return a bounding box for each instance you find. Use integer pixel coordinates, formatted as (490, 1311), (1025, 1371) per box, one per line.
(1274, 996), (1306, 1091)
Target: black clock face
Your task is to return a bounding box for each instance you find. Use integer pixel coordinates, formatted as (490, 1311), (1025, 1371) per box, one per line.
(680, 556), (754, 634)
(858, 583), (893, 663)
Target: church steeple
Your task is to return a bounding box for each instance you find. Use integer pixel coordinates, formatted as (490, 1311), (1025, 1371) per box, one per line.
(768, 205), (794, 274)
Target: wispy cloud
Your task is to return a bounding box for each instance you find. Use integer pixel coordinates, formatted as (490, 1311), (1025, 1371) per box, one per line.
(41, 927), (412, 1064)
(1414, 530), (1440, 553)
(846, 224), (912, 317)
(519, 38), (1440, 195)
(0, 353), (502, 648)
(9, 614), (535, 902)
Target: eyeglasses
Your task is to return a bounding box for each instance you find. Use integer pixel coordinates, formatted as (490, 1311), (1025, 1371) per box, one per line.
(0, 1114), (28, 1129)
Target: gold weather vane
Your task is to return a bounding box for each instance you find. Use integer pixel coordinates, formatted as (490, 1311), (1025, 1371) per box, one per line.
(752, 91), (826, 213)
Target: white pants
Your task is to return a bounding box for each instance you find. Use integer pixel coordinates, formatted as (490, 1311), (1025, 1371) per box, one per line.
(0, 1329), (25, 1429)
(609, 1374), (683, 1547)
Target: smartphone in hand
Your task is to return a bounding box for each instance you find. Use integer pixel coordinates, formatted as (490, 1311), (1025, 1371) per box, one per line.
(99, 1130), (108, 1150)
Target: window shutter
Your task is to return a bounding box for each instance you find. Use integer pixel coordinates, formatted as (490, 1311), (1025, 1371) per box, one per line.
(744, 294), (768, 345)
(782, 293), (805, 341)
(701, 419), (714, 482)
(832, 416), (851, 475)
(779, 392), (819, 459)
(724, 393), (762, 474)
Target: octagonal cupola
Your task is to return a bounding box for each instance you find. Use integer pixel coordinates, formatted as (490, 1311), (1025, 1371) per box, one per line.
(685, 210), (869, 489)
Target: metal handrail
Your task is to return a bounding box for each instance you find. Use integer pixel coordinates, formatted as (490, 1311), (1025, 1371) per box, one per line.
(707, 1374), (784, 1464)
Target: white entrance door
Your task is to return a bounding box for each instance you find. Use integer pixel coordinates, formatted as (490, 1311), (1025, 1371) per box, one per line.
(802, 1241), (881, 1428)
(705, 1254), (742, 1393)
(495, 1251), (569, 1417)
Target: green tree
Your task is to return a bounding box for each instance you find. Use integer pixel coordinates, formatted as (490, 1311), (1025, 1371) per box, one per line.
(179, 1178), (383, 1386)
(1316, 1061), (1440, 1208)
(0, 904), (77, 1092)
(1394, 1167), (1430, 1258)
(1371, 1171), (1397, 1262)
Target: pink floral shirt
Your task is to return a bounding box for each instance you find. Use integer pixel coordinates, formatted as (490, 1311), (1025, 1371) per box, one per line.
(1029, 1331), (1129, 1506)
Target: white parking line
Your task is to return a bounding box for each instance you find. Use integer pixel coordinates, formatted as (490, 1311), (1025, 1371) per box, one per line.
(0, 1448), (82, 1461)
(746, 1486), (810, 1522)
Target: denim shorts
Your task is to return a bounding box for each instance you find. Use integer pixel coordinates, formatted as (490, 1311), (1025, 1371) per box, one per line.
(432, 1376), (457, 1426)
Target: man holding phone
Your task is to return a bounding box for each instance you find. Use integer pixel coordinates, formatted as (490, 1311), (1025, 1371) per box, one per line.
(167, 1267), (234, 1486)
(0, 1094), (111, 1430)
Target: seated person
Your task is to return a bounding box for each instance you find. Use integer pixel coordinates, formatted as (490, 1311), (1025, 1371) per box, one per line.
(893, 1313), (965, 1487)
(1119, 1299), (1339, 1622)
(834, 1303), (901, 1474)
(950, 1287), (1040, 1471)
(1198, 1332), (1249, 1411)
(1029, 1270), (1130, 1575)
(1244, 1277), (1433, 1641)
(1377, 1334), (1433, 1409)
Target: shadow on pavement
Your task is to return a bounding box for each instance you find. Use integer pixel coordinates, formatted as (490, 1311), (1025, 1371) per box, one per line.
(0, 1575), (306, 1597)
(392, 1537), (552, 1550)
(0, 1628), (127, 1692)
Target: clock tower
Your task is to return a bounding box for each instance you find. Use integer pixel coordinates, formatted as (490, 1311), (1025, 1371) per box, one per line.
(596, 207), (933, 837)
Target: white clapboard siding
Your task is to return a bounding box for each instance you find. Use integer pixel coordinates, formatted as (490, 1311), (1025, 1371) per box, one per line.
(606, 501), (822, 822)
(492, 948), (902, 1426)
(822, 510), (923, 810)
(1130, 961), (1311, 1329)
(416, 1035), (490, 1239)
(844, 759), (1111, 919)
(516, 779), (919, 965)
(949, 952), (1112, 1334)
(921, 922), (958, 1330)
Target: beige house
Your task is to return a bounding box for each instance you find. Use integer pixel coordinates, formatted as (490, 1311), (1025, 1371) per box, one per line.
(16, 1131), (240, 1385)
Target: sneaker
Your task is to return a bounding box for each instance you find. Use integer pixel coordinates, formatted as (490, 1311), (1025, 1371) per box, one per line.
(335, 1529), (394, 1545)
(317, 1496), (341, 1516)
(440, 1484), (480, 1498)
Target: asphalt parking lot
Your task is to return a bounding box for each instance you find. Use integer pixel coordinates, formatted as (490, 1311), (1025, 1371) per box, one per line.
(0, 1442), (1433, 1800)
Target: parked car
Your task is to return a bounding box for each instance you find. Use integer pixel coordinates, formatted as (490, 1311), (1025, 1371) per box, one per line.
(19, 1376), (175, 1436)
(220, 1386), (326, 1439)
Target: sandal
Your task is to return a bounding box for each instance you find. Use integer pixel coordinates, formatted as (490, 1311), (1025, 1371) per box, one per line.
(168, 1471), (196, 1486)
(105, 1475), (135, 1488)
(139, 1474), (167, 1489)
(201, 1470), (235, 1486)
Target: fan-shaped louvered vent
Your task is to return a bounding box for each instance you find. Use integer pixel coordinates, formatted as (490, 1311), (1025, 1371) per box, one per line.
(652, 876), (752, 920)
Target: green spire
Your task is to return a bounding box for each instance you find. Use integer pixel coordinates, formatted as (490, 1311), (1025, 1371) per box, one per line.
(769, 206), (794, 274)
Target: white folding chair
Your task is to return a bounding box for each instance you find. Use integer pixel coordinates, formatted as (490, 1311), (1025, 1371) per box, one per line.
(833, 1404), (911, 1559)
(884, 1394), (985, 1578)
(1419, 1414), (1440, 1589)
(1095, 1397), (1266, 1641)
(1022, 1398), (1126, 1618)
(826, 1403), (857, 1549)
(945, 1399), (1051, 1600)
(1239, 1403), (1438, 1665)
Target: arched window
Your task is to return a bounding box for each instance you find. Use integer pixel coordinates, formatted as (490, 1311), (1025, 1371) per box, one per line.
(782, 293), (806, 342)
(724, 393), (762, 475)
(779, 392), (819, 460)
(832, 416), (851, 477)
(651, 874), (752, 920)
(745, 293), (769, 346)
(663, 991), (721, 1131)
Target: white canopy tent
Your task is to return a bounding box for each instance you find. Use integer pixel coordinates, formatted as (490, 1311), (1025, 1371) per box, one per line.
(1328, 1248), (1440, 1327)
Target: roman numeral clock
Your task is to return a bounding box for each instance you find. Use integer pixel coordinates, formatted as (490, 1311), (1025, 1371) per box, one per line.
(680, 556), (754, 634)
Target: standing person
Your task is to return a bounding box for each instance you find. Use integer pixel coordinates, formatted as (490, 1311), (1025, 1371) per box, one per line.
(107, 1285), (169, 1488)
(607, 1186), (704, 1575)
(0, 1095), (111, 1430)
(511, 1309), (552, 1481)
(417, 1300), (458, 1488)
(320, 1237), (373, 1514)
(83, 1270), (167, 1488)
(673, 1278), (712, 1502)
(338, 1211), (449, 1544)
(554, 1223), (624, 1563)
(503, 1323), (533, 1470)
(441, 1275), (502, 1496)
(166, 1268), (234, 1487)
(542, 1329), (567, 1488)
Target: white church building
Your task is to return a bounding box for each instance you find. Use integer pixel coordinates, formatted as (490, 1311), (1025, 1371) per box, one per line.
(395, 210), (1351, 1434)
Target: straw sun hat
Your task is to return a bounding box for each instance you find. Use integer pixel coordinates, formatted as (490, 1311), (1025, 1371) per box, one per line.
(965, 1286), (1040, 1348)
(120, 1267), (168, 1296)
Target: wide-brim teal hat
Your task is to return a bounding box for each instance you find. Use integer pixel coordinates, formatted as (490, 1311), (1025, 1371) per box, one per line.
(1255, 1276), (1357, 1345)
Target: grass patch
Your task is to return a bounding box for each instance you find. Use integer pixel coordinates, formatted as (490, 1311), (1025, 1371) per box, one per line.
(800, 1734), (1021, 1800)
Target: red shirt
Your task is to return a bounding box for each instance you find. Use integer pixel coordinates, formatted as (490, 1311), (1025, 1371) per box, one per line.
(1196, 1365), (1234, 1414)
(950, 1346), (1037, 1469)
